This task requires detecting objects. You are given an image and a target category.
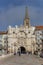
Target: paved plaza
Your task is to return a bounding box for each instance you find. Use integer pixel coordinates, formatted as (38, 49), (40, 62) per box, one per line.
(0, 54), (43, 65)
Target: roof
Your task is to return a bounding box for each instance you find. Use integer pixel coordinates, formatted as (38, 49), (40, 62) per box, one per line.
(0, 31), (8, 35)
(35, 26), (43, 30)
(0, 26), (43, 35)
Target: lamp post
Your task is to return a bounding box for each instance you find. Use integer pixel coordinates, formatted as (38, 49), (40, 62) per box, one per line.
(5, 36), (8, 54)
(14, 43), (16, 55)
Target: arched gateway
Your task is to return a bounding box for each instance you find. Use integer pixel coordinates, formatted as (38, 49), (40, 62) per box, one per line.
(18, 46), (26, 54)
(6, 6), (36, 55)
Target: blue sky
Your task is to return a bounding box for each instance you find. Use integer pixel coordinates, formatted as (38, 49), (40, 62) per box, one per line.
(0, 0), (43, 31)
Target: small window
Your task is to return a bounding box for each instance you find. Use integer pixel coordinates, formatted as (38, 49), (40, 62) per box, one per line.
(28, 31), (30, 33)
(33, 32), (35, 35)
(13, 31), (15, 33)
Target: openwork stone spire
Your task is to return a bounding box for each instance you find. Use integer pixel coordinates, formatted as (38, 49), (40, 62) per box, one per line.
(24, 6), (30, 27)
(25, 6), (29, 19)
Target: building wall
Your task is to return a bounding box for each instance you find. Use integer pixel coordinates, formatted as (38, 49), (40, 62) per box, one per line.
(35, 30), (43, 53)
(5, 25), (36, 54)
(1, 26), (43, 55)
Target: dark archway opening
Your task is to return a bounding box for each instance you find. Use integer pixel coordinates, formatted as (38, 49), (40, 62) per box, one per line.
(20, 47), (26, 54)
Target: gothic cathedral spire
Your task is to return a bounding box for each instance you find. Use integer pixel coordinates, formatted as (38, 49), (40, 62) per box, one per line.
(24, 6), (30, 27)
(25, 6), (29, 19)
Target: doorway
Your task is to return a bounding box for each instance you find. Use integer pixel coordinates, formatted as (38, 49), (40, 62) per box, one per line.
(20, 46), (26, 54)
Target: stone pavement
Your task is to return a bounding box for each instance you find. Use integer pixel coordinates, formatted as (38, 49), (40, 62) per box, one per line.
(0, 53), (13, 60)
(0, 54), (43, 65)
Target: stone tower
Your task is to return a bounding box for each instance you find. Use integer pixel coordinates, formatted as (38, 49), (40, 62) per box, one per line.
(24, 6), (30, 27)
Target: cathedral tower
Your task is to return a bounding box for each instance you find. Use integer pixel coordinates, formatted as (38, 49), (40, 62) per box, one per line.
(24, 6), (30, 27)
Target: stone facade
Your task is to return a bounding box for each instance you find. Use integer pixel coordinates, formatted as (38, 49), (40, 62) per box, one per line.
(7, 25), (36, 54)
(35, 29), (43, 55)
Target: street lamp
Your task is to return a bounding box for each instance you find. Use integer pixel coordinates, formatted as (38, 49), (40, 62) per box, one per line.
(4, 36), (8, 54)
(14, 43), (16, 55)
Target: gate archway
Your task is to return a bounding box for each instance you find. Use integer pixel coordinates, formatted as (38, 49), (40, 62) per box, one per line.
(18, 46), (26, 54)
